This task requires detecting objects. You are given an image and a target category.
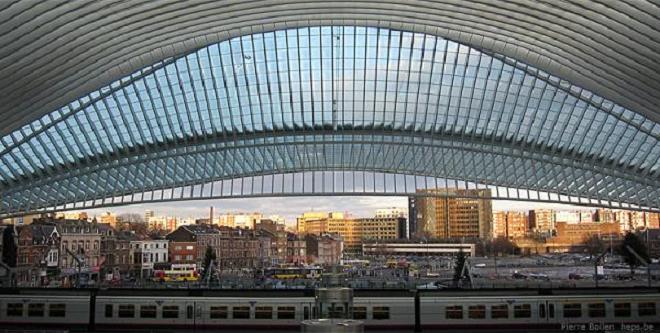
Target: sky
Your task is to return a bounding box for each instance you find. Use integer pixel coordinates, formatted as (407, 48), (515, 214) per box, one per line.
(80, 196), (593, 228)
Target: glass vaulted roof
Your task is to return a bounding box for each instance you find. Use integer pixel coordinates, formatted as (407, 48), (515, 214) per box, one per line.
(0, 26), (658, 214)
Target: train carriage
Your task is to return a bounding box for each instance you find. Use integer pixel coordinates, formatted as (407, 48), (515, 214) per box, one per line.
(1, 288), (659, 331)
(0, 294), (90, 329)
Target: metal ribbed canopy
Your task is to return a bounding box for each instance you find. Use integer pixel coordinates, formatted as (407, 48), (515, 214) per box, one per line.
(0, 0), (659, 134)
(0, 25), (658, 215)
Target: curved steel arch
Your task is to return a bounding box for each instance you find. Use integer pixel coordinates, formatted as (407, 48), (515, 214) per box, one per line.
(0, 25), (658, 214)
(0, 1), (660, 135)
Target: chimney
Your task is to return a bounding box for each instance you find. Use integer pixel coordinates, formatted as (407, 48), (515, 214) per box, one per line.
(209, 206), (214, 225)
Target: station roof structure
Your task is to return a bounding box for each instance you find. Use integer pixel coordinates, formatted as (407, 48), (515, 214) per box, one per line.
(0, 1), (658, 215)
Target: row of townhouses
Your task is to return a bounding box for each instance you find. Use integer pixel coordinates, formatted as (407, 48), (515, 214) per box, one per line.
(0, 218), (343, 287)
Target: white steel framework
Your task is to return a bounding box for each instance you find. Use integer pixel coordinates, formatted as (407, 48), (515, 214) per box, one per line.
(0, 25), (658, 215)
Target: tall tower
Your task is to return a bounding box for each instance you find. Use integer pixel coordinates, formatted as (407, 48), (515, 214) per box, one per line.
(407, 197), (418, 238)
(414, 188), (492, 240)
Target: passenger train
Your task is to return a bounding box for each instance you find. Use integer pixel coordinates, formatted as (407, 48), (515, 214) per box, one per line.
(1, 288), (659, 331)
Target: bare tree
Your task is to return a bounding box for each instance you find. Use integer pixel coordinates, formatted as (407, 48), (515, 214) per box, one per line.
(488, 237), (517, 257)
(118, 213), (145, 224)
(582, 234), (605, 259)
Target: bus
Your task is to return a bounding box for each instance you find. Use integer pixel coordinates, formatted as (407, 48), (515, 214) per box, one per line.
(153, 263), (199, 282)
(264, 267), (323, 279)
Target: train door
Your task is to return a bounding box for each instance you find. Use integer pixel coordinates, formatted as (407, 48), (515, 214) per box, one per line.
(185, 301), (200, 328)
(539, 300), (555, 323)
(303, 303), (311, 320)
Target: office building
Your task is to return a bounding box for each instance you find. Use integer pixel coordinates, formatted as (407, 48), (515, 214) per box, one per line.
(413, 188), (492, 240)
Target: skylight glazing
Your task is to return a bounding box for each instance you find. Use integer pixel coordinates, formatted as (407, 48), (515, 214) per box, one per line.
(0, 26), (658, 214)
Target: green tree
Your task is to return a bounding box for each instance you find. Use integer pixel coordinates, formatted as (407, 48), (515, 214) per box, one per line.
(453, 249), (467, 287)
(617, 232), (649, 276)
(202, 245), (217, 280)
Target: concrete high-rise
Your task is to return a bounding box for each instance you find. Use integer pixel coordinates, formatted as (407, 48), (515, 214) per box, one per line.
(529, 209), (556, 234)
(413, 188), (492, 240)
(296, 212), (405, 253)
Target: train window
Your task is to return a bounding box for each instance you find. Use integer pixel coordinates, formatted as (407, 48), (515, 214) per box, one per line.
(352, 306), (367, 319)
(210, 306), (228, 319)
(140, 305), (157, 318)
(277, 306), (296, 319)
(373, 306), (390, 320)
(7, 303), (23, 316)
(638, 302), (656, 317)
(162, 305), (179, 318)
(233, 306), (250, 319)
(587, 303), (605, 318)
(304, 306), (310, 320)
(105, 304), (113, 317)
(49, 304), (66, 317)
(563, 303), (582, 318)
(614, 303), (631, 317)
(539, 304), (546, 318)
(28, 303), (45, 317)
(468, 305), (486, 319)
(491, 304), (508, 319)
(187, 305), (193, 319)
(446, 305), (463, 319)
(514, 304), (531, 318)
(255, 306), (272, 319)
(118, 305), (135, 318)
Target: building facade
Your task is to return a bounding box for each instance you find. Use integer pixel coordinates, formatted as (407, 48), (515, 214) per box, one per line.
(529, 209), (555, 235)
(129, 238), (169, 278)
(298, 213), (405, 253)
(414, 188), (492, 240)
(59, 220), (102, 278)
(16, 224), (59, 286)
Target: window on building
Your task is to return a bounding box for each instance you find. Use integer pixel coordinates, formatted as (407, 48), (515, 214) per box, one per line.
(277, 306), (295, 319)
(140, 305), (157, 318)
(588, 303), (605, 318)
(563, 304), (582, 318)
(491, 304), (509, 319)
(638, 302), (656, 316)
(162, 306), (179, 318)
(514, 304), (531, 318)
(614, 303), (631, 317)
(49, 304), (66, 317)
(210, 306), (228, 319)
(372, 306), (390, 320)
(233, 306), (250, 319)
(446, 305), (463, 319)
(255, 306), (272, 319)
(468, 305), (486, 319)
(7, 303), (23, 316)
(118, 305), (135, 318)
(28, 303), (45, 317)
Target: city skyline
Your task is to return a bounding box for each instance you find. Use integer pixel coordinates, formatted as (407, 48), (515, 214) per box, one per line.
(76, 196), (602, 226)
